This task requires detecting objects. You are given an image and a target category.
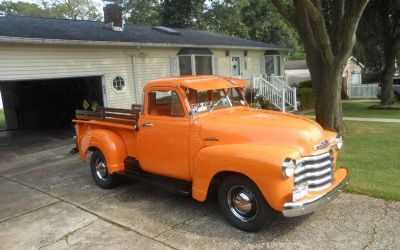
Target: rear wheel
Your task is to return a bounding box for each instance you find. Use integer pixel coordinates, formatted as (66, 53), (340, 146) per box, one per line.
(218, 175), (274, 232)
(90, 150), (120, 189)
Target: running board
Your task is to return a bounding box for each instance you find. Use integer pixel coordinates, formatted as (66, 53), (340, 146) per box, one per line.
(116, 157), (191, 196)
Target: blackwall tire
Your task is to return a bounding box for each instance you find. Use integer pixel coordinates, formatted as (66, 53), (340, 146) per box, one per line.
(90, 150), (120, 189)
(218, 175), (274, 232)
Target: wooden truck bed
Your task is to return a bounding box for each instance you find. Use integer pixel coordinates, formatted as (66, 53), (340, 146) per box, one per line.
(75, 105), (141, 128)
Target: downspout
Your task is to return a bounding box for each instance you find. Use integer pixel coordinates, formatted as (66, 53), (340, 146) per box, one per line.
(131, 47), (141, 104)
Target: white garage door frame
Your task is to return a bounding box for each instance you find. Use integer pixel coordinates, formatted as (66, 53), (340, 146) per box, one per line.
(0, 74), (108, 107)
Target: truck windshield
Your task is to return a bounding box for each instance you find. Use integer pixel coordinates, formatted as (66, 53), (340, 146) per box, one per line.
(186, 87), (247, 113)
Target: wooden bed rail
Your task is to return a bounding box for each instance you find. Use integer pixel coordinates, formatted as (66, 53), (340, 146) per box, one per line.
(75, 106), (141, 127)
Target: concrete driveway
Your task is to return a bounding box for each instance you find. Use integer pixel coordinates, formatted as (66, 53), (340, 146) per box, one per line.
(0, 130), (399, 249)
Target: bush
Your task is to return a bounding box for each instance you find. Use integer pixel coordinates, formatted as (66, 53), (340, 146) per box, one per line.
(298, 80), (312, 88)
(297, 88), (314, 110)
(244, 87), (259, 104)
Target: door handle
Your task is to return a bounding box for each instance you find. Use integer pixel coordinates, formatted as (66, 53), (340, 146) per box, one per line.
(142, 122), (153, 127)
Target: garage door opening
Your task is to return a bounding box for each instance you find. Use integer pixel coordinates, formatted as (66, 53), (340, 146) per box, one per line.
(0, 76), (104, 130)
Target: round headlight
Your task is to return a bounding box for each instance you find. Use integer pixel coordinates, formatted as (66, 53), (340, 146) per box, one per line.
(282, 158), (296, 178)
(335, 135), (343, 150)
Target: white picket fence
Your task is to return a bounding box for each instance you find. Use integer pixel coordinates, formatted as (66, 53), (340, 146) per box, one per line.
(348, 84), (379, 99)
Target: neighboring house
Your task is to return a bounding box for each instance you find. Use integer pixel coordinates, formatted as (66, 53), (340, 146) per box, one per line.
(285, 57), (365, 94)
(0, 4), (289, 130)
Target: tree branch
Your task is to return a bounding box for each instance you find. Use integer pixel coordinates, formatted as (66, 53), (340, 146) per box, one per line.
(334, 0), (369, 66)
(300, 0), (334, 65)
(270, 0), (297, 29)
(332, 0), (345, 54)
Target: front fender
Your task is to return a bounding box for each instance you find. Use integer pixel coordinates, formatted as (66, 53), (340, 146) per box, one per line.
(191, 144), (300, 211)
(78, 128), (127, 174)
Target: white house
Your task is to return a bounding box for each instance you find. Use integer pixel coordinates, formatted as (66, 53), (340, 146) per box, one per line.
(285, 57), (364, 88)
(0, 4), (289, 130)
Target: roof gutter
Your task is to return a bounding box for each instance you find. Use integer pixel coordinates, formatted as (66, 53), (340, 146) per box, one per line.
(0, 36), (292, 51)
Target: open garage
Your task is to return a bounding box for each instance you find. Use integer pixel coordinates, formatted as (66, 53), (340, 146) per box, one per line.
(0, 76), (104, 130)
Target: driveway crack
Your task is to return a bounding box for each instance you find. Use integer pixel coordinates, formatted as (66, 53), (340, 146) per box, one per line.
(362, 200), (390, 249)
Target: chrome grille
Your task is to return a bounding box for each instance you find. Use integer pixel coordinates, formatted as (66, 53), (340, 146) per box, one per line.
(294, 152), (334, 191)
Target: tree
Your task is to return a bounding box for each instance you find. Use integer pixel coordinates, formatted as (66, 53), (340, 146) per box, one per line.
(0, 1), (50, 17)
(379, 0), (400, 104)
(205, 0), (249, 38)
(160, 0), (205, 28)
(240, 0), (304, 59)
(51, 0), (102, 20)
(355, 0), (400, 104)
(123, 0), (161, 25)
(271, 0), (369, 132)
(0, 0), (101, 20)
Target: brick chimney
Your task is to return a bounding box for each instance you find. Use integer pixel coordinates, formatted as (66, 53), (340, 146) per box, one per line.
(103, 4), (123, 31)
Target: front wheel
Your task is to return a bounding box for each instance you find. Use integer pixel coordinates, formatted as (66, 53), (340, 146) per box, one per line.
(90, 150), (120, 189)
(218, 175), (274, 232)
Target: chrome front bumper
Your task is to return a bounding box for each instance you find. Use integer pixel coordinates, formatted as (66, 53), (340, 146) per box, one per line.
(282, 174), (349, 217)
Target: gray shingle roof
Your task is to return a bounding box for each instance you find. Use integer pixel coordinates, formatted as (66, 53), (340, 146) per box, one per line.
(0, 15), (289, 50)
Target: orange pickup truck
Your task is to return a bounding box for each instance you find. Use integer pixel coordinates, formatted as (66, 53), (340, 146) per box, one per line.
(74, 76), (348, 232)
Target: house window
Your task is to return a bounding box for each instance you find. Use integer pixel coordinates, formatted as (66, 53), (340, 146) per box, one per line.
(177, 48), (213, 76)
(112, 76), (125, 92)
(195, 56), (212, 75)
(179, 56), (192, 75)
(179, 55), (213, 75)
(265, 55), (282, 76)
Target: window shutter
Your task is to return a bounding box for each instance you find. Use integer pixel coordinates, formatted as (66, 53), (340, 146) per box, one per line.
(212, 56), (219, 75)
(170, 56), (180, 76)
(260, 56), (266, 75)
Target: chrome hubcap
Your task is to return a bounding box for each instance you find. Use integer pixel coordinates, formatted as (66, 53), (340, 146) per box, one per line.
(227, 186), (258, 222)
(95, 159), (108, 180)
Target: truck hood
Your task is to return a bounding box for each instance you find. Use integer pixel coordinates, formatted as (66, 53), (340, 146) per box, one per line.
(197, 108), (328, 156)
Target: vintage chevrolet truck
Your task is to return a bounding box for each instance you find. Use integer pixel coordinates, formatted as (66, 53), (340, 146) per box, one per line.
(74, 76), (348, 232)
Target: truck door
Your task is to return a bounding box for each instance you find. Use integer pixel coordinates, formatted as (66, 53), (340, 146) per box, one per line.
(138, 88), (190, 181)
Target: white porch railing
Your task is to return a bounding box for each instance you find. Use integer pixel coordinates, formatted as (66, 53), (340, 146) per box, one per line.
(348, 84), (379, 99)
(251, 75), (286, 111)
(246, 75), (297, 112)
(266, 75), (297, 111)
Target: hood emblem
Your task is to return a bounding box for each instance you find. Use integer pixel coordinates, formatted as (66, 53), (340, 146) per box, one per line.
(313, 140), (329, 151)
(203, 137), (219, 142)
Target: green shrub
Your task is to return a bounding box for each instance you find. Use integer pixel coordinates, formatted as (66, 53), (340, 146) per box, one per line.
(244, 87), (259, 104)
(297, 88), (314, 109)
(299, 80), (312, 88)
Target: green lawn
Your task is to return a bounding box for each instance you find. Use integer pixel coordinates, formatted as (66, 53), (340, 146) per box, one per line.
(306, 101), (400, 119)
(0, 109), (5, 129)
(338, 121), (400, 201)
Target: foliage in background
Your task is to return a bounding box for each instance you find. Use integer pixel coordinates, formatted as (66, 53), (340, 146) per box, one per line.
(244, 87), (259, 104)
(297, 88), (314, 110)
(160, 0), (206, 29)
(122, 0), (305, 59)
(0, 109), (5, 129)
(355, 0), (400, 105)
(123, 0), (161, 25)
(0, 0), (101, 20)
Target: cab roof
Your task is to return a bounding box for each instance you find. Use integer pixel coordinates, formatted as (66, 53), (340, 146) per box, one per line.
(144, 76), (250, 91)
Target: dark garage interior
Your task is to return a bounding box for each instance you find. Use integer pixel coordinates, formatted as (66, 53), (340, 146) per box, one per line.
(0, 76), (104, 130)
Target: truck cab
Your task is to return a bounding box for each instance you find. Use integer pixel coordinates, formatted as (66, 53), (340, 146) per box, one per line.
(74, 76), (348, 232)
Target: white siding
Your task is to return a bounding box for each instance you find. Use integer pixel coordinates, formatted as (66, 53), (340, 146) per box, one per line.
(0, 44), (267, 108)
(0, 44), (135, 108)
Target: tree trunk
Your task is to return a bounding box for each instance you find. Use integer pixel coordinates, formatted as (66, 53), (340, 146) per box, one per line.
(311, 64), (344, 133)
(380, 41), (397, 105)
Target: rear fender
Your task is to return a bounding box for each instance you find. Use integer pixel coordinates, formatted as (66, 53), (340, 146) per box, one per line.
(191, 144), (300, 211)
(78, 128), (127, 174)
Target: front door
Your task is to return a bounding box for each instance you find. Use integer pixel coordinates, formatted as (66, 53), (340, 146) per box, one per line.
(231, 56), (242, 78)
(138, 88), (190, 181)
